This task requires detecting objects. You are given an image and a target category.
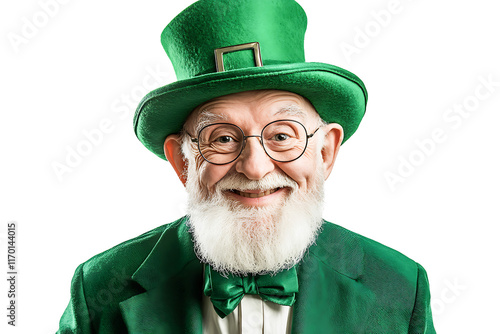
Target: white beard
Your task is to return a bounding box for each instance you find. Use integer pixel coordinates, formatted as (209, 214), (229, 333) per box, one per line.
(183, 137), (326, 275)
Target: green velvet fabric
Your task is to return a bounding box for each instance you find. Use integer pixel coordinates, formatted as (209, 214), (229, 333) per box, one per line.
(162, 0), (307, 79)
(57, 217), (435, 333)
(133, 0), (368, 160)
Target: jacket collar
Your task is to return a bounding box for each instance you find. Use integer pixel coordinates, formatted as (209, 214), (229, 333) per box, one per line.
(129, 218), (363, 290)
(292, 222), (366, 332)
(119, 217), (204, 333)
(131, 217), (199, 290)
(307, 221), (364, 280)
(119, 218), (365, 333)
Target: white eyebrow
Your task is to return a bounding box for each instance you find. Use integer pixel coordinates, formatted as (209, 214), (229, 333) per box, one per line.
(192, 109), (227, 135)
(186, 104), (306, 135)
(273, 105), (307, 119)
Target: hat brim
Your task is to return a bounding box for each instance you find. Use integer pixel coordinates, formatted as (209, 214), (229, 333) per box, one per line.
(134, 62), (368, 160)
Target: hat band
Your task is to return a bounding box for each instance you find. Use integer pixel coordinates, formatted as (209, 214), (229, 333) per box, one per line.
(214, 42), (263, 72)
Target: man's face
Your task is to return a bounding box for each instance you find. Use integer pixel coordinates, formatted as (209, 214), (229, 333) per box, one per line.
(166, 90), (342, 275)
(184, 90), (325, 204)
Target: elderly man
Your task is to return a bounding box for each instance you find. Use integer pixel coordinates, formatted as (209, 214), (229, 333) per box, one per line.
(58, 0), (435, 333)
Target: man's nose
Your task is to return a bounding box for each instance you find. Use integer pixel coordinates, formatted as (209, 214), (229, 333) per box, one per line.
(234, 136), (275, 180)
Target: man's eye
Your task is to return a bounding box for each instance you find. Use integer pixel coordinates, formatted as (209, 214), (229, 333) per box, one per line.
(215, 136), (234, 143)
(272, 133), (290, 141)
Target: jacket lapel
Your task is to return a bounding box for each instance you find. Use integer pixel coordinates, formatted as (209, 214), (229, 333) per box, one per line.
(292, 222), (369, 333)
(119, 218), (204, 334)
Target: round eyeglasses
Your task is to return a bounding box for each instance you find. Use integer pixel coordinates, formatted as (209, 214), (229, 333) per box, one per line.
(187, 119), (320, 165)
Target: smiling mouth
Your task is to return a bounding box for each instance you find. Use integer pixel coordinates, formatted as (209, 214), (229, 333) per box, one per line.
(230, 188), (281, 198)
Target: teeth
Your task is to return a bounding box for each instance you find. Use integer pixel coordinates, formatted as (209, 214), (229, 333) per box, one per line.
(236, 188), (279, 198)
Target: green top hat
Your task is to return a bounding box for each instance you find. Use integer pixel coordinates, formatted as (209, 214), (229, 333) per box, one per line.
(134, 0), (368, 160)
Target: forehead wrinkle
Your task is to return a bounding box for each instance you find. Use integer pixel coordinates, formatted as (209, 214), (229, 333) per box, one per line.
(274, 105), (307, 120)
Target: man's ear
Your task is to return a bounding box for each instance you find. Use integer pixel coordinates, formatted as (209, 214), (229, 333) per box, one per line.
(164, 134), (188, 186)
(321, 123), (344, 180)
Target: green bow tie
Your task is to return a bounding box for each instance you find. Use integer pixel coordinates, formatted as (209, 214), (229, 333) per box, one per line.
(203, 264), (299, 318)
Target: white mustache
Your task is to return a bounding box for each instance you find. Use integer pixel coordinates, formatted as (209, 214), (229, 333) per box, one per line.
(216, 172), (298, 192)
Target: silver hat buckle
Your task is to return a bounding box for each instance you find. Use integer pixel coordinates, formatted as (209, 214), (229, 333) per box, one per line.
(214, 42), (263, 72)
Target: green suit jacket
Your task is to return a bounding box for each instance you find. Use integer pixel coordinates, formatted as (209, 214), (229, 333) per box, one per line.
(57, 217), (435, 333)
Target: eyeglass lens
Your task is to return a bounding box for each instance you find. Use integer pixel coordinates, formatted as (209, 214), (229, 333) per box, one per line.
(197, 120), (308, 164)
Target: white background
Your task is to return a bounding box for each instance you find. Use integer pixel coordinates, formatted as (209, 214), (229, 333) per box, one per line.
(1, 0), (499, 333)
